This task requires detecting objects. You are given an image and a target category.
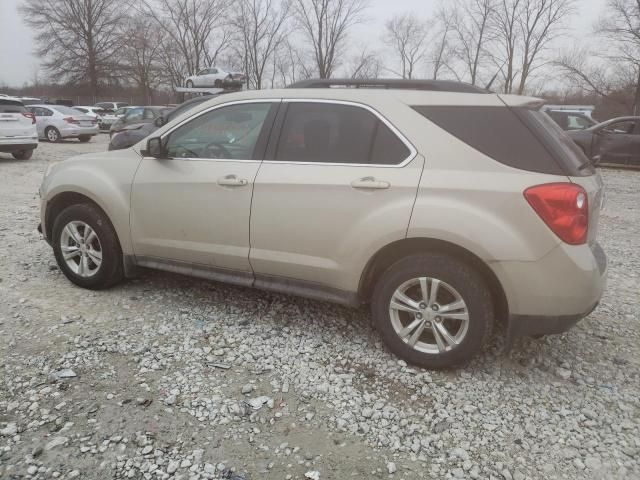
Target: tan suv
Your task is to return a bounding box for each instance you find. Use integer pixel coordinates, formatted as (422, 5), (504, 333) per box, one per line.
(38, 79), (607, 369)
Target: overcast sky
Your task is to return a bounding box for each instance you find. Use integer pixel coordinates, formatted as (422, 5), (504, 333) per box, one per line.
(0, 0), (606, 87)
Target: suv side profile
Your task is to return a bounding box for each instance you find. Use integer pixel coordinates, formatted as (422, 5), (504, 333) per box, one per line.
(38, 80), (607, 369)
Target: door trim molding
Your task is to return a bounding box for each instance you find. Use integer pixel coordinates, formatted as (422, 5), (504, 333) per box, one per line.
(133, 256), (361, 307)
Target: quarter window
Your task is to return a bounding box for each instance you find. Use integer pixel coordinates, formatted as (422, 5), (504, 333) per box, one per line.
(165, 102), (272, 160)
(275, 102), (410, 165)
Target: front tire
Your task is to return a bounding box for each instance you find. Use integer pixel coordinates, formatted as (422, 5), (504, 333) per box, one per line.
(371, 253), (493, 369)
(186, 80), (194, 88)
(52, 203), (124, 289)
(12, 149), (34, 160)
(46, 127), (61, 143)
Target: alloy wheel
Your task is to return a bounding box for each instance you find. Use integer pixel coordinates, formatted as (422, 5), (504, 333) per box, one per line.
(59, 220), (103, 277)
(389, 277), (469, 354)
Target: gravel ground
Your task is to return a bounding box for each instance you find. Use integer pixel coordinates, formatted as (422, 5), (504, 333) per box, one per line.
(0, 135), (638, 480)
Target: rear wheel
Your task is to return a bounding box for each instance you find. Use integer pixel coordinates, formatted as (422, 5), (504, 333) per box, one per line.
(46, 127), (61, 143)
(78, 135), (91, 143)
(52, 203), (124, 289)
(371, 253), (493, 369)
(186, 80), (194, 88)
(12, 149), (34, 160)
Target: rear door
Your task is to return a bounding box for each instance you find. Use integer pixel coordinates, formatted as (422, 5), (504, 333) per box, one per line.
(0, 99), (32, 139)
(249, 100), (424, 294)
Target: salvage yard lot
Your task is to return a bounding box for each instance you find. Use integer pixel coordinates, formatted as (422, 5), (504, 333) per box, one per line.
(0, 135), (638, 479)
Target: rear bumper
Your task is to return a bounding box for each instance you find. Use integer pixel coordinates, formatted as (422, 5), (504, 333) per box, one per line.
(60, 125), (99, 138)
(0, 142), (38, 153)
(509, 302), (599, 338)
(492, 241), (607, 321)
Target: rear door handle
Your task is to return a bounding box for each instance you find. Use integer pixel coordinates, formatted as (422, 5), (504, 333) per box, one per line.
(217, 174), (248, 187)
(350, 176), (390, 190)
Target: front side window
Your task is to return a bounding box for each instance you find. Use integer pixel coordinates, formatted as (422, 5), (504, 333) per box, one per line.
(275, 102), (410, 165)
(165, 102), (272, 160)
(566, 114), (593, 130)
(603, 120), (637, 135)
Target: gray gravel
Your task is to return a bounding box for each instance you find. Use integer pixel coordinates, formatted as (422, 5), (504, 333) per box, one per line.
(1, 136), (638, 479)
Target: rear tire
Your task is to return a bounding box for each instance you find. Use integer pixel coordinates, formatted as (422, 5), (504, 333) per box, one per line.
(78, 135), (91, 143)
(52, 203), (124, 290)
(12, 149), (34, 160)
(186, 80), (194, 88)
(46, 127), (61, 143)
(371, 253), (494, 369)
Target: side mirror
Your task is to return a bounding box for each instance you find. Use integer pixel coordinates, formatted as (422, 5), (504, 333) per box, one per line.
(146, 137), (166, 158)
(154, 116), (165, 128)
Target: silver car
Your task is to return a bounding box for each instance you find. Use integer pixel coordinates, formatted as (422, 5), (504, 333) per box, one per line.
(38, 79), (607, 369)
(28, 105), (99, 142)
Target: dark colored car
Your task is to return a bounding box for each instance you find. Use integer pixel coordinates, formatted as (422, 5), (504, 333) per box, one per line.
(108, 96), (217, 151)
(546, 110), (596, 131)
(109, 106), (171, 137)
(567, 116), (640, 167)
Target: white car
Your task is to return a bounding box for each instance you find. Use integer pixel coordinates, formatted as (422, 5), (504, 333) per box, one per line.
(28, 104), (99, 143)
(0, 97), (38, 159)
(184, 67), (246, 88)
(74, 106), (117, 131)
(94, 101), (129, 111)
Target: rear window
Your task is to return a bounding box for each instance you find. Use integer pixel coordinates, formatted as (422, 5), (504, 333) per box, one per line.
(0, 99), (26, 113)
(412, 105), (592, 176)
(52, 105), (81, 115)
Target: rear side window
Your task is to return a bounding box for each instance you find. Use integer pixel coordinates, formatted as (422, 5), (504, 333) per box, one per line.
(275, 102), (410, 165)
(413, 105), (569, 175)
(0, 100), (26, 113)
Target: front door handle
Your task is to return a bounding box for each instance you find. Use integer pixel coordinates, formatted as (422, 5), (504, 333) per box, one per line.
(217, 174), (248, 187)
(350, 176), (391, 190)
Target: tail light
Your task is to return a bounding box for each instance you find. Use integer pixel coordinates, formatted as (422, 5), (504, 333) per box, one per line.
(21, 112), (36, 124)
(63, 117), (79, 124)
(524, 183), (588, 245)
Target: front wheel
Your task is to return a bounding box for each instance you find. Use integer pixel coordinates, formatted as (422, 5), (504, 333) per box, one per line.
(371, 253), (494, 369)
(12, 149), (34, 160)
(52, 203), (124, 289)
(186, 80), (194, 88)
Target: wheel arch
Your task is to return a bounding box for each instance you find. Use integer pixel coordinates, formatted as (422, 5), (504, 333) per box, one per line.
(358, 237), (508, 327)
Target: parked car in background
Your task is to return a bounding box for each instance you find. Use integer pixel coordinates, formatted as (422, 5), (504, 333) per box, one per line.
(567, 116), (640, 167)
(184, 67), (246, 88)
(0, 97), (38, 159)
(28, 104), (99, 142)
(38, 79), (607, 369)
(108, 95), (221, 151)
(109, 106), (171, 137)
(73, 106), (111, 131)
(546, 110), (597, 131)
(95, 101), (129, 111)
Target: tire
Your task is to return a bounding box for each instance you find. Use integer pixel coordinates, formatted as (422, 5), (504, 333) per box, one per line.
(52, 203), (124, 290)
(46, 127), (61, 143)
(371, 253), (494, 369)
(12, 149), (34, 160)
(186, 80), (194, 88)
(78, 135), (91, 143)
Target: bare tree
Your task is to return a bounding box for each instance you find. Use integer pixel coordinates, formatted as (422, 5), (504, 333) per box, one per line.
(273, 39), (313, 86)
(347, 47), (382, 78)
(293, 0), (369, 78)
(232, 0), (292, 90)
(384, 14), (429, 79)
(139, 0), (232, 88)
(515, 0), (574, 94)
(491, 0), (522, 93)
(430, 7), (457, 80)
(121, 16), (163, 103)
(452, 0), (496, 85)
(20, 0), (125, 98)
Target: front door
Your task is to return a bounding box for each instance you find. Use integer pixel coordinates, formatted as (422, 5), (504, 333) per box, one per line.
(131, 101), (277, 272)
(595, 119), (640, 166)
(249, 100), (424, 294)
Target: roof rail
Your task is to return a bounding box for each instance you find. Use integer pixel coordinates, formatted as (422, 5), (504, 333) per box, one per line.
(287, 78), (488, 94)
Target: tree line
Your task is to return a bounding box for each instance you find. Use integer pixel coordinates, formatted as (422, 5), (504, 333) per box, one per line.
(16, 0), (640, 115)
